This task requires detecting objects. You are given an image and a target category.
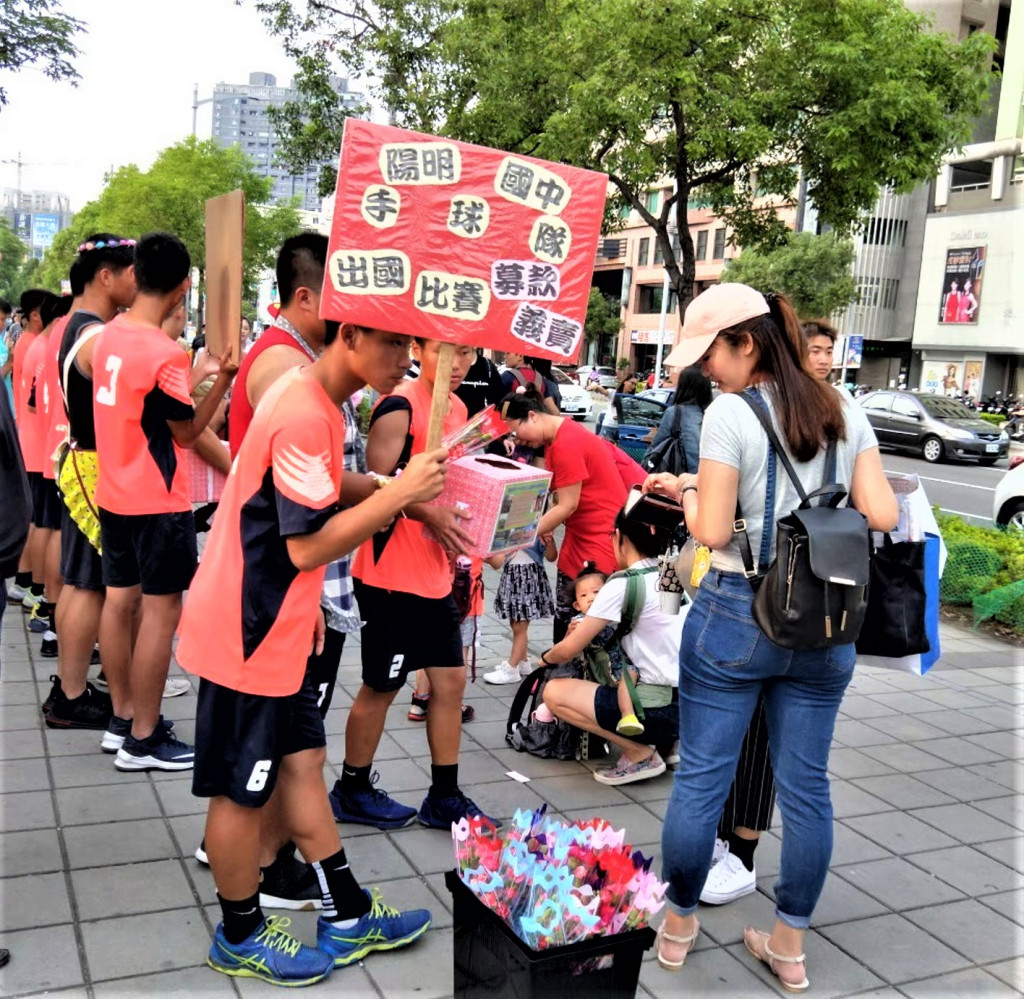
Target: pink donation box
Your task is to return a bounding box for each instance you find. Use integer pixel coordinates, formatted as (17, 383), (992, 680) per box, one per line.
(428, 455), (552, 557)
(186, 444), (228, 504)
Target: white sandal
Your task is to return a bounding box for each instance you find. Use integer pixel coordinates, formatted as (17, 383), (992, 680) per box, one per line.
(743, 927), (810, 993)
(656, 918), (700, 971)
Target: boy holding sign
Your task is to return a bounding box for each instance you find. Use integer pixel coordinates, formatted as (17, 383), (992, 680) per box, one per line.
(177, 322), (446, 985)
(332, 338), (501, 829)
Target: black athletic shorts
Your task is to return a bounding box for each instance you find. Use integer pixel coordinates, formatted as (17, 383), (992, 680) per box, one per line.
(354, 580), (463, 692)
(307, 626), (346, 716)
(99, 509), (197, 595)
(192, 669), (327, 808)
(60, 504), (104, 591)
(32, 475), (63, 530)
(593, 684), (679, 749)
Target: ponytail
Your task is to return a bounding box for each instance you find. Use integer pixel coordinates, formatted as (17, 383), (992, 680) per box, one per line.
(720, 292), (845, 461)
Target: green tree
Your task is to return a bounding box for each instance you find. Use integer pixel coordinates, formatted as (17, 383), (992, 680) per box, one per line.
(39, 137), (301, 316)
(248, 0), (993, 317)
(722, 232), (858, 318)
(584, 287), (621, 343)
(0, 219), (29, 299)
(0, 0), (83, 107)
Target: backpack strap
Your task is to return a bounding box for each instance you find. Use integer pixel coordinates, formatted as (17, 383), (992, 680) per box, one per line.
(509, 367), (528, 388)
(61, 323), (104, 410)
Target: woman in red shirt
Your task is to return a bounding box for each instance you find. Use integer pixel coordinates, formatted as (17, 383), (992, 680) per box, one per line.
(499, 386), (627, 641)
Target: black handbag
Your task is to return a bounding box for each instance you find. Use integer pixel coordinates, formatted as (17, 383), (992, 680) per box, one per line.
(736, 393), (870, 651)
(641, 406), (688, 476)
(855, 534), (930, 658)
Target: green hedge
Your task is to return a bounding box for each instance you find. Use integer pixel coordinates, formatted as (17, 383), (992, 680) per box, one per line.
(935, 513), (1024, 634)
(978, 412), (1005, 425)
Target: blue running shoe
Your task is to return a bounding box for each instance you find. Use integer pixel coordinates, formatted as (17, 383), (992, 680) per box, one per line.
(27, 604), (48, 633)
(208, 915), (334, 986)
(328, 773), (417, 830)
(417, 788), (501, 830)
(317, 889), (431, 967)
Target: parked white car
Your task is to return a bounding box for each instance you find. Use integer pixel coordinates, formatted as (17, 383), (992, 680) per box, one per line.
(552, 367), (593, 421)
(993, 456), (1024, 530)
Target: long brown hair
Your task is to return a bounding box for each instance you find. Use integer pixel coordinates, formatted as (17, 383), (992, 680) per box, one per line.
(719, 293), (845, 461)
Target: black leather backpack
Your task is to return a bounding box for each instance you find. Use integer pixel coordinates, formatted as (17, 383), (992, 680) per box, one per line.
(736, 393), (870, 650)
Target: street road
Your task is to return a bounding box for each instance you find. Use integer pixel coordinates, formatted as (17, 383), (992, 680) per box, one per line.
(879, 451), (1009, 524)
(577, 400), (1013, 524)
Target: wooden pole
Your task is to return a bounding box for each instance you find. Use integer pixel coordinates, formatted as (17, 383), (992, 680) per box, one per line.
(425, 342), (455, 450)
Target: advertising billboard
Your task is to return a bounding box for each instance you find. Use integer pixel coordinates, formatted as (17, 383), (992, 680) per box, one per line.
(938, 246), (985, 324)
(31, 213), (60, 248)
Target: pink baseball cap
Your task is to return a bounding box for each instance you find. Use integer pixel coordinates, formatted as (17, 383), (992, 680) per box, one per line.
(664, 283), (769, 369)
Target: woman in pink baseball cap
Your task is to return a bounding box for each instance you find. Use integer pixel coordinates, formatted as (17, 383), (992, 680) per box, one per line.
(648, 284), (897, 990)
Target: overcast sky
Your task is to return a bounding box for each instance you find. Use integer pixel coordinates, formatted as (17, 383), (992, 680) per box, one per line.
(0, 0), (367, 210)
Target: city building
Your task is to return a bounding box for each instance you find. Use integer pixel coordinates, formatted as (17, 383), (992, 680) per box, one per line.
(210, 72), (364, 212)
(1, 188), (72, 260)
(909, 0), (1021, 401)
(592, 191), (796, 375)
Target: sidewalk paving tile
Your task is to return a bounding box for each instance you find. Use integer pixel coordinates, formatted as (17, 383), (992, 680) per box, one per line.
(0, 923), (83, 994)
(819, 913), (971, 984)
(2, 593), (1022, 997)
(903, 898), (1024, 964)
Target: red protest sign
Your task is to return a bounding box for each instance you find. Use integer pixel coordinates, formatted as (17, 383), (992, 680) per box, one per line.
(321, 119), (608, 364)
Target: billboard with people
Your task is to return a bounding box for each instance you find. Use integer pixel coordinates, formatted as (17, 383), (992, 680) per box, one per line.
(938, 246), (985, 324)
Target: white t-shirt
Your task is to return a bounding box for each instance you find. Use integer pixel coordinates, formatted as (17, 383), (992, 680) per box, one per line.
(586, 560), (682, 687)
(699, 382), (878, 574)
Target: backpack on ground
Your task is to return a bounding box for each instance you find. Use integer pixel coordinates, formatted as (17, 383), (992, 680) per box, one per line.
(505, 662), (607, 761)
(736, 392), (869, 650)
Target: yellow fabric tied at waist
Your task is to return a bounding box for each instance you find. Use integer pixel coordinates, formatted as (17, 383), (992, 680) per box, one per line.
(58, 446), (102, 553)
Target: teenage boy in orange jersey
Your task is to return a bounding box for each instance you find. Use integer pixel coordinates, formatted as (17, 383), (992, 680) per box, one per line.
(334, 338), (498, 830)
(92, 233), (235, 771)
(176, 322), (446, 986)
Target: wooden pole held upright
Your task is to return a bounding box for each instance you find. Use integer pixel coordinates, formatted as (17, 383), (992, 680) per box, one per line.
(425, 342), (455, 450)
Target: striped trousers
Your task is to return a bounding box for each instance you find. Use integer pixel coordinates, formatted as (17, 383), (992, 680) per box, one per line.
(717, 693), (776, 836)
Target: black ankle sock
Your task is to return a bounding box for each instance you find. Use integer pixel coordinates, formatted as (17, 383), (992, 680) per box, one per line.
(217, 890), (264, 944)
(29, 582), (44, 597)
(726, 832), (758, 872)
(340, 762), (372, 791)
(312, 848), (371, 921)
(15, 571), (31, 588)
(430, 763), (458, 797)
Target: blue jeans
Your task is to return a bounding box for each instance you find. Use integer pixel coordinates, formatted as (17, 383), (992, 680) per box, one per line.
(662, 570), (855, 929)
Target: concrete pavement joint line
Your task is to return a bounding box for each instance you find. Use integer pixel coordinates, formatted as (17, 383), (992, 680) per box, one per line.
(28, 614), (96, 999)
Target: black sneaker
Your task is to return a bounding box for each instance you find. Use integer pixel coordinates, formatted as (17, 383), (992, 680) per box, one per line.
(40, 633), (58, 658)
(417, 789), (501, 830)
(195, 838), (208, 865)
(115, 722), (194, 772)
(101, 714), (132, 753)
(259, 843), (323, 911)
(328, 774), (417, 830)
(45, 683), (113, 730)
(41, 674), (61, 715)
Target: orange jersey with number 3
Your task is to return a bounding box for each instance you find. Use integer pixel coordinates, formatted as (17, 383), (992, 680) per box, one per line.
(92, 314), (195, 514)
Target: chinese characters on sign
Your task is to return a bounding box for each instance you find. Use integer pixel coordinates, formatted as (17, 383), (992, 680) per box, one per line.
(323, 119), (608, 362)
(509, 302), (582, 357)
(938, 246), (985, 324)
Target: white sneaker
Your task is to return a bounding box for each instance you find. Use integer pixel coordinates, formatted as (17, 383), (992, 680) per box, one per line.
(666, 739), (681, 768)
(483, 660), (523, 685)
(517, 657), (535, 678)
(699, 843), (756, 905)
(163, 677), (191, 698)
(6, 582), (28, 604)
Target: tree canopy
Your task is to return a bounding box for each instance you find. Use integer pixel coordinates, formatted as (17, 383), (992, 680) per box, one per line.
(722, 232), (858, 319)
(39, 137), (301, 303)
(0, 0), (84, 107)
(584, 287), (622, 343)
(0, 220), (31, 300)
(248, 0), (994, 317)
